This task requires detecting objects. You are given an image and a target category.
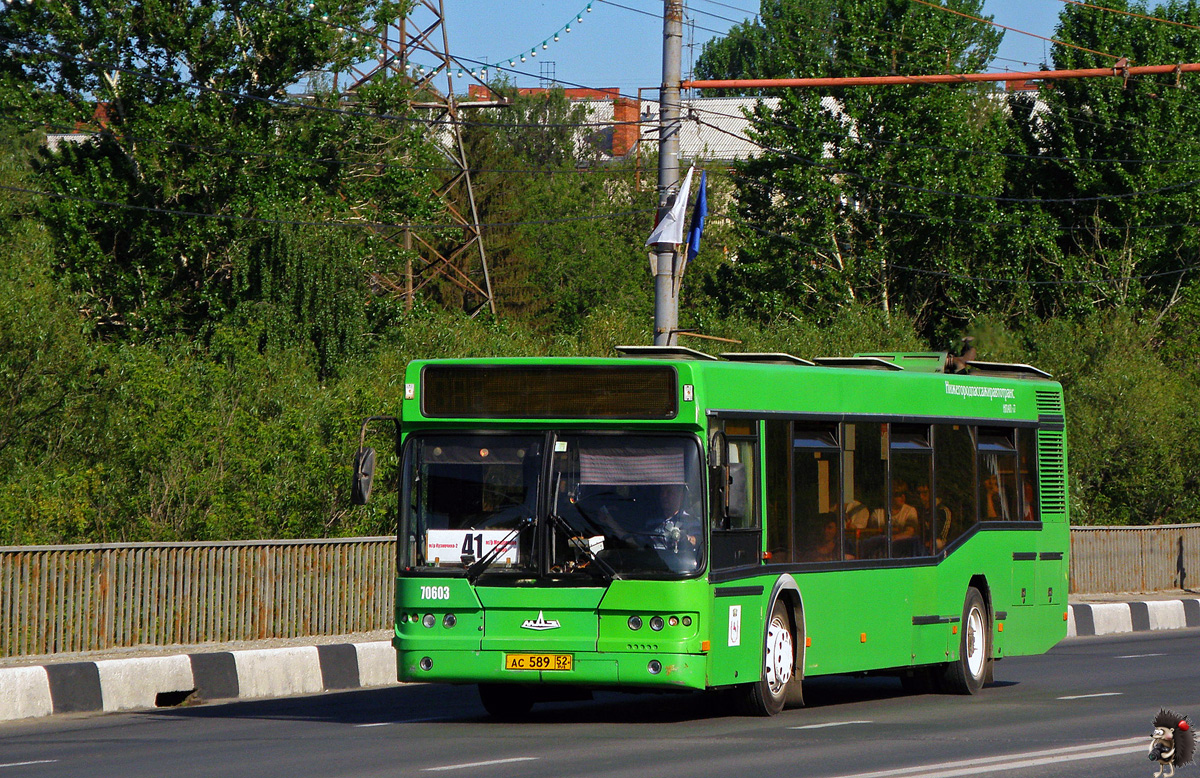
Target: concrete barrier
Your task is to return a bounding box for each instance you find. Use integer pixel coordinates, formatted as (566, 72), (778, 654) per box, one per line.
(0, 641), (397, 723)
(5, 598), (1200, 724)
(1067, 598), (1200, 637)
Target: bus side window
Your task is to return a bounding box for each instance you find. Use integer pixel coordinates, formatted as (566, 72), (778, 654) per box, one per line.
(934, 424), (976, 548)
(792, 421), (842, 562)
(978, 427), (1019, 522)
(713, 420), (758, 531)
(764, 420), (791, 563)
(889, 424), (932, 558)
(843, 422), (886, 559)
(1017, 428), (1038, 521)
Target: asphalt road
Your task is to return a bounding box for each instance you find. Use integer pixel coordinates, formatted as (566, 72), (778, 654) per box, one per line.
(2, 629), (1197, 778)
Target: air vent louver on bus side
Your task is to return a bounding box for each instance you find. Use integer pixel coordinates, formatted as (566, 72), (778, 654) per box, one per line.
(1035, 390), (1068, 515)
(1035, 390), (1064, 416)
(1037, 430), (1068, 515)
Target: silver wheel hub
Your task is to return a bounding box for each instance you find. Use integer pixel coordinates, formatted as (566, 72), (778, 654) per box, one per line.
(965, 605), (985, 678)
(765, 615), (793, 693)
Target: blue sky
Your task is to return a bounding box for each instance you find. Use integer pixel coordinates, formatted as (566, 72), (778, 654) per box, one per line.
(433, 0), (1066, 96)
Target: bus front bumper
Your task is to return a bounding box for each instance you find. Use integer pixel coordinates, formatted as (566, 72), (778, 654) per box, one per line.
(395, 648), (707, 690)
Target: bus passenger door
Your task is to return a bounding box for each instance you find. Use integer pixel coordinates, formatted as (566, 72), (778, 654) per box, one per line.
(709, 420), (761, 570)
(708, 420), (765, 686)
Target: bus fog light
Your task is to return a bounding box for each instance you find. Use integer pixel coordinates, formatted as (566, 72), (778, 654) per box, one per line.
(422, 613), (436, 628)
(648, 660), (662, 675)
(420, 657), (433, 671)
(443, 613), (457, 628)
(628, 615), (643, 631)
(650, 616), (664, 631)
(668, 616), (679, 627)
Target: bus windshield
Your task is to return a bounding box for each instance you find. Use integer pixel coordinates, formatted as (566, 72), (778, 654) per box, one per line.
(400, 432), (705, 579)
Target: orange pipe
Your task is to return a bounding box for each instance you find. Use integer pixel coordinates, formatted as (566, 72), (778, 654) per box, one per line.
(682, 62), (1200, 89)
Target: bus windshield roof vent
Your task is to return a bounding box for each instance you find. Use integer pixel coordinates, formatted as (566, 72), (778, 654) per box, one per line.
(615, 345), (718, 361)
(855, 352), (947, 373)
(719, 352), (815, 366)
(966, 361), (1053, 380)
(812, 356), (904, 371)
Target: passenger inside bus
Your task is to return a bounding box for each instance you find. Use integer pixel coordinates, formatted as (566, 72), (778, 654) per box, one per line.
(802, 518), (855, 562)
(917, 483), (953, 550)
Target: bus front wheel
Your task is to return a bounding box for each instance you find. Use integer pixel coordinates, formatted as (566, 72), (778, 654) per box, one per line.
(940, 586), (990, 695)
(741, 599), (794, 716)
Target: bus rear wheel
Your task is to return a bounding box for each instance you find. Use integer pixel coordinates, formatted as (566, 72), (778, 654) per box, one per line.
(741, 599), (794, 716)
(478, 683), (534, 719)
(939, 586), (990, 695)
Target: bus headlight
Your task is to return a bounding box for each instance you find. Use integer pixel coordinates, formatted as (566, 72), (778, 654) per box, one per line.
(443, 613), (457, 628)
(422, 613), (436, 628)
(628, 615), (643, 631)
(650, 616), (664, 631)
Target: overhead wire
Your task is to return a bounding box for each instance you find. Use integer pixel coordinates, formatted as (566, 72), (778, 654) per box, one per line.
(0, 35), (651, 131)
(691, 114), (1200, 205)
(907, 0), (1122, 61)
(0, 182), (655, 231)
(3, 110), (647, 178)
(10, 1), (1197, 237)
(1055, 0), (1200, 34)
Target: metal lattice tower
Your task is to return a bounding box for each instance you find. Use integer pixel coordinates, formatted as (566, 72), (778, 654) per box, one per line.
(337, 1), (497, 316)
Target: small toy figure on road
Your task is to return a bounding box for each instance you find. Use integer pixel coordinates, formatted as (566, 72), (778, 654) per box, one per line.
(1149, 709), (1194, 778)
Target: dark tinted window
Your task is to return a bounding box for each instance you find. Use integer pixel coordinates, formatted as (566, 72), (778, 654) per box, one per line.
(764, 420), (792, 563)
(934, 424), (976, 548)
(422, 365), (677, 419)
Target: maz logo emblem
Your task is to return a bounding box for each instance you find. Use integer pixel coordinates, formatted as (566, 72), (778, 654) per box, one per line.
(521, 611), (561, 631)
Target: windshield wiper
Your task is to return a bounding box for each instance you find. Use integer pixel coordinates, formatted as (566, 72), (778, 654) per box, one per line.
(466, 517), (533, 585)
(546, 512), (618, 581)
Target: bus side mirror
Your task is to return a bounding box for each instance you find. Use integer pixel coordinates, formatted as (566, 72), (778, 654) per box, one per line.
(352, 447), (377, 505)
(727, 462), (747, 520)
(709, 431), (728, 468)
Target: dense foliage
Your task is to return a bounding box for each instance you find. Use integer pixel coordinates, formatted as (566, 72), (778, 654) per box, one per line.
(2, 0), (1200, 544)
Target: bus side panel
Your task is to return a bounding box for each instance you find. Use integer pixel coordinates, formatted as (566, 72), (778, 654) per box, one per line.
(798, 568), (921, 677)
(707, 588), (765, 687)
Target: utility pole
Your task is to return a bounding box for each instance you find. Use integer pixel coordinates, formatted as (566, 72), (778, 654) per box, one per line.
(653, 0), (684, 346)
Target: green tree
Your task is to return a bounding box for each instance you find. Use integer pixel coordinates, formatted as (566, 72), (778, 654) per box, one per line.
(1, 0), (442, 364)
(1010, 0), (1200, 318)
(460, 87), (654, 334)
(695, 0), (1062, 345)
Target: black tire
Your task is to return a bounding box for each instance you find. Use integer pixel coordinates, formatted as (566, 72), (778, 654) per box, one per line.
(741, 599), (794, 716)
(478, 684), (535, 719)
(939, 586), (990, 695)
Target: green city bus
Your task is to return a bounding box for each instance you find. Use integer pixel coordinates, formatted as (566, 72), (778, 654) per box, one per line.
(352, 347), (1069, 717)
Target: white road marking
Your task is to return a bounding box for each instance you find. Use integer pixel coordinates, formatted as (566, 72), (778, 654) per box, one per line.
(790, 720), (873, 730)
(820, 736), (1146, 778)
(1057, 692), (1123, 700)
(354, 716), (455, 727)
(1116, 653), (1167, 659)
(0, 761), (57, 770)
(423, 757), (539, 772)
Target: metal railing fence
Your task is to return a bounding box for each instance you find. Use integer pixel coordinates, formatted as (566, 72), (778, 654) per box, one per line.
(2, 526), (1197, 658)
(0, 537), (394, 658)
(1069, 524), (1200, 594)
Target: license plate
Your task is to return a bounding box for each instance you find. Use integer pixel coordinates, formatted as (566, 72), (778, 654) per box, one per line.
(504, 653), (573, 671)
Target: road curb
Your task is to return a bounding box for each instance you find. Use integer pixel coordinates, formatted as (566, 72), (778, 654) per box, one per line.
(5, 599), (1199, 723)
(1067, 598), (1200, 637)
(0, 640), (395, 723)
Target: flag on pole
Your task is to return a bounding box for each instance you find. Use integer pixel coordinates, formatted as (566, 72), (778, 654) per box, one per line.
(686, 170), (707, 262)
(645, 165), (695, 247)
